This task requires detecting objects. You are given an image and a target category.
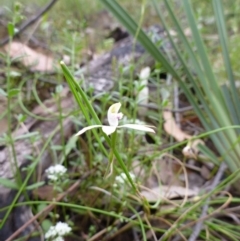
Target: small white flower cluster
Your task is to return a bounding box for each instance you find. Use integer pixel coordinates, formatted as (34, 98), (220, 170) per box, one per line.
(45, 222), (72, 241)
(114, 172), (136, 186)
(45, 164), (67, 181)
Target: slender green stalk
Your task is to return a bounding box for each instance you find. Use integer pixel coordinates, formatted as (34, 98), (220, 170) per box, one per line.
(213, 0), (240, 122)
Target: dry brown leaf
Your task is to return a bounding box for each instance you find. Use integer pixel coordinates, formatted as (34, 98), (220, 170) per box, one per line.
(157, 156), (184, 186)
(33, 185), (55, 201)
(133, 155), (185, 190)
(200, 165), (211, 180)
(163, 111), (192, 142)
(3, 41), (54, 72)
(141, 185), (198, 202)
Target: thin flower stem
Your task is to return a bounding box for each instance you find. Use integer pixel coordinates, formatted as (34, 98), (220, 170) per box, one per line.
(105, 131), (117, 178)
(105, 155), (114, 179)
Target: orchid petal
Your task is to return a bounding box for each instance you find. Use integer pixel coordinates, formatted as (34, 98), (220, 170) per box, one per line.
(118, 124), (155, 133)
(102, 126), (117, 135)
(75, 125), (103, 136)
(108, 102), (122, 126)
(109, 102), (121, 114)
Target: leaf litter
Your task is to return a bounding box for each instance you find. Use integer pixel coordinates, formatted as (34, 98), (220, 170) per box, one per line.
(3, 41), (54, 72)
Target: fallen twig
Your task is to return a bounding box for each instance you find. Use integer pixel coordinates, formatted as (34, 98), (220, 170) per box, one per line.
(188, 162), (227, 241)
(139, 102), (203, 113)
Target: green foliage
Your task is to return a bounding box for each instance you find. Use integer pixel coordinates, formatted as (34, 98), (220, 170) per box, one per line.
(100, 0), (240, 174)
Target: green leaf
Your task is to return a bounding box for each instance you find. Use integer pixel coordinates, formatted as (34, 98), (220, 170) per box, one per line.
(26, 181), (45, 190)
(0, 178), (18, 190)
(41, 219), (53, 233)
(17, 113), (27, 123)
(14, 131), (40, 141)
(51, 145), (63, 151)
(7, 22), (15, 37)
(60, 135), (78, 163)
(8, 88), (20, 97)
(56, 84), (63, 94)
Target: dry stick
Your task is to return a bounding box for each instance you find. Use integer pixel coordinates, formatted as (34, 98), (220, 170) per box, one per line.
(224, 213), (240, 224)
(139, 103), (203, 113)
(188, 162), (227, 241)
(172, 190), (232, 240)
(144, 214), (158, 241)
(5, 173), (90, 241)
(0, 0), (59, 46)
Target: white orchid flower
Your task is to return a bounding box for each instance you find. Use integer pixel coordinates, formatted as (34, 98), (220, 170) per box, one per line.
(75, 102), (155, 136)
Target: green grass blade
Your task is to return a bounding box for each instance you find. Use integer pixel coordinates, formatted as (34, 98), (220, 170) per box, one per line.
(221, 84), (239, 127)
(212, 0), (240, 121)
(183, 0), (221, 95)
(152, 0), (235, 163)
(99, 0), (177, 76)
(153, 0), (215, 127)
